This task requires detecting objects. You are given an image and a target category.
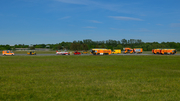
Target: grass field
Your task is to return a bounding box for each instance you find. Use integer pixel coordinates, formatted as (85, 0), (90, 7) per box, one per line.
(0, 55), (180, 100)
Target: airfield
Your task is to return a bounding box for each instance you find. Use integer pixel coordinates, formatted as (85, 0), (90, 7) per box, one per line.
(1, 53), (180, 56)
(0, 51), (180, 56)
(1, 51), (180, 100)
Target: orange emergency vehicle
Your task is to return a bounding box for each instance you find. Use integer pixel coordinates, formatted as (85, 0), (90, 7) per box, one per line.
(134, 48), (143, 53)
(152, 49), (177, 55)
(90, 49), (111, 55)
(2, 50), (14, 56)
(122, 48), (134, 54)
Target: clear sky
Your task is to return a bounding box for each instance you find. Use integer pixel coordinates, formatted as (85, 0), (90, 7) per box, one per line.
(0, 0), (180, 45)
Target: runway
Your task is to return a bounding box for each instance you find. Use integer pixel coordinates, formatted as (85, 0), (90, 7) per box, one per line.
(1, 53), (180, 56)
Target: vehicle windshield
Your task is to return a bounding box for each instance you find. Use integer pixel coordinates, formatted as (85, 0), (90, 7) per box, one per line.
(90, 49), (95, 53)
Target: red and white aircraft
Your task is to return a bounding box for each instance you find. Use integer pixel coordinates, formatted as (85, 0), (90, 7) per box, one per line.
(56, 51), (70, 55)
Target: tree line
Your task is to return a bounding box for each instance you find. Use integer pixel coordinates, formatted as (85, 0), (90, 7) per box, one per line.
(0, 39), (180, 51)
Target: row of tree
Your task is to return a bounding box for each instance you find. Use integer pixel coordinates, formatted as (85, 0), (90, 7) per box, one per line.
(0, 39), (180, 51)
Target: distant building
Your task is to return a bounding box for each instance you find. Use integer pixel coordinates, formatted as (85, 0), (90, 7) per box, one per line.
(15, 48), (29, 51)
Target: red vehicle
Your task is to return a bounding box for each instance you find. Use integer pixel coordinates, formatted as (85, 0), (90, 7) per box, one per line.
(74, 51), (81, 55)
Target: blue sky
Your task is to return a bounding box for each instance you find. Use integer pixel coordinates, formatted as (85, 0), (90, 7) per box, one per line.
(0, 0), (180, 45)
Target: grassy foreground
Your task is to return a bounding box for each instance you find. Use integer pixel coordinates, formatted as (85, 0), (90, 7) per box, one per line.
(0, 55), (180, 101)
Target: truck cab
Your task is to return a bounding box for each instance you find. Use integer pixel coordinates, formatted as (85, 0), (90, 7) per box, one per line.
(152, 49), (161, 54)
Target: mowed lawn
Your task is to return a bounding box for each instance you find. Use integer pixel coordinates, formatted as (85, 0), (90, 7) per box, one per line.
(0, 55), (180, 101)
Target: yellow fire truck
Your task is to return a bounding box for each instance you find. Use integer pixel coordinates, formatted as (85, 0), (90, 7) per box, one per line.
(90, 49), (111, 55)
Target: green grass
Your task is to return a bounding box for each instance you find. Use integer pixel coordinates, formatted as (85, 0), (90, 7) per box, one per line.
(0, 55), (180, 101)
(141, 51), (152, 54)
